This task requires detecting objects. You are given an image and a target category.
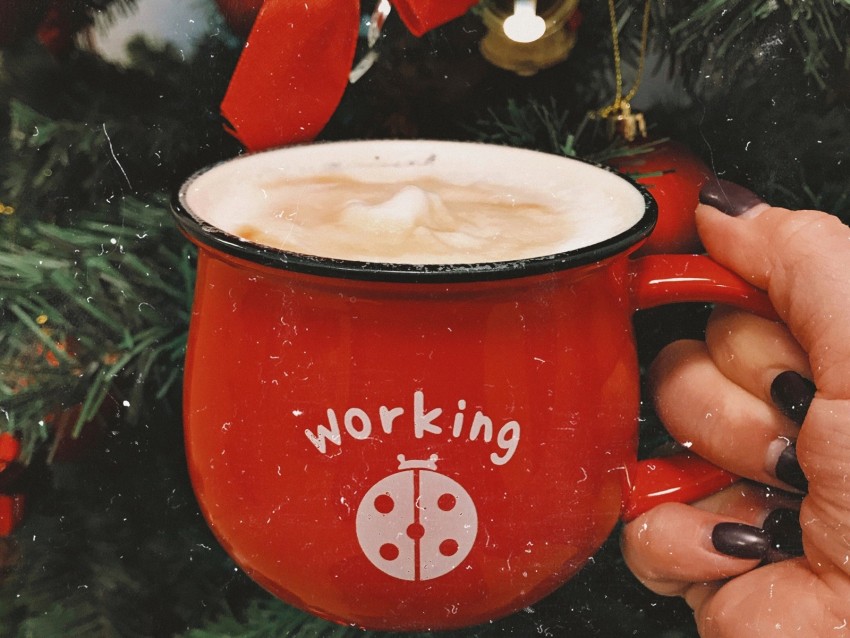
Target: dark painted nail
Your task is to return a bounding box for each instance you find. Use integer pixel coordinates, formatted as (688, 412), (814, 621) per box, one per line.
(712, 522), (770, 560)
(771, 371), (816, 426)
(763, 508), (804, 557)
(699, 178), (765, 216)
(774, 440), (809, 492)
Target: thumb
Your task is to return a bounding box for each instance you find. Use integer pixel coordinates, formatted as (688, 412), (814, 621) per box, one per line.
(695, 203), (850, 399)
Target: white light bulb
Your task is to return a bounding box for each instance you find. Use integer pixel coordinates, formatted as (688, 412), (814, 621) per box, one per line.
(503, 0), (546, 43)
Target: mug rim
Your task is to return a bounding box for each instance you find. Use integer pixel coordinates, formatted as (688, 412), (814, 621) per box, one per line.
(170, 140), (658, 283)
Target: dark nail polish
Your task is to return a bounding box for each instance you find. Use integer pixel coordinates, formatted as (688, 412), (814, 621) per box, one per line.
(763, 508), (804, 557)
(774, 440), (809, 492)
(699, 178), (765, 216)
(712, 522), (770, 560)
(770, 371), (816, 426)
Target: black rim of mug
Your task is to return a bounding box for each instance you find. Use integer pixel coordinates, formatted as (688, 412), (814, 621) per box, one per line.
(170, 141), (658, 283)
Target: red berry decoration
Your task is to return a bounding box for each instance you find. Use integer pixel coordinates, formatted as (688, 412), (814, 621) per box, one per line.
(608, 139), (712, 256)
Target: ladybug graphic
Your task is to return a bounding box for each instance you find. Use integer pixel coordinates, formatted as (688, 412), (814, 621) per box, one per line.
(355, 454), (478, 581)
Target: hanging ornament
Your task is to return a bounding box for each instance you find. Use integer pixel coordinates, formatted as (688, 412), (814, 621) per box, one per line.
(220, 0), (479, 151)
(0, 0), (91, 56)
(0, 0), (51, 47)
(591, 0), (711, 255)
(36, 0), (97, 56)
(608, 140), (712, 255)
(589, 0), (651, 142)
(479, 0), (581, 76)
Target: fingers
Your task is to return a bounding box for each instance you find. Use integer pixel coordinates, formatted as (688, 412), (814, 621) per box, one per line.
(633, 195), (850, 635)
(621, 483), (799, 597)
(695, 203), (850, 399)
(704, 307), (810, 404)
(690, 559), (850, 638)
(651, 305), (816, 492)
(650, 339), (800, 489)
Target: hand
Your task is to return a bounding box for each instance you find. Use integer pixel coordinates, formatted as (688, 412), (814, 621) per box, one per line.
(621, 186), (850, 637)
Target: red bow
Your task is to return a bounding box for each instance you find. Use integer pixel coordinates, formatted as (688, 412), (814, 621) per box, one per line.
(220, 0), (477, 151)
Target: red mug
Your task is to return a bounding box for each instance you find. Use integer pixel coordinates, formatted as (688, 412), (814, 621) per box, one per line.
(171, 141), (774, 631)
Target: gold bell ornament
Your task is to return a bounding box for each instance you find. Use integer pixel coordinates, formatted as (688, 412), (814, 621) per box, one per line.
(479, 0), (581, 76)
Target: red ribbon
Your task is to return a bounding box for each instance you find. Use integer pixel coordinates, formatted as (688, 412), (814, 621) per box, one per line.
(391, 0), (479, 37)
(220, 0), (478, 151)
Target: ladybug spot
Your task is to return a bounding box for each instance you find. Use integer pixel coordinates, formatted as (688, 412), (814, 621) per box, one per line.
(379, 543), (399, 561)
(439, 539), (459, 557)
(406, 522), (425, 540)
(373, 493), (394, 514)
(437, 492), (456, 511)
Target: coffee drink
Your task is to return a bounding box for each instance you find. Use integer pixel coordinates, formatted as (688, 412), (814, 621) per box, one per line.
(182, 140), (646, 265)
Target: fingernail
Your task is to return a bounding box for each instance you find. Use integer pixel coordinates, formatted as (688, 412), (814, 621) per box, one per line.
(711, 522), (770, 560)
(773, 439), (809, 492)
(763, 508), (804, 557)
(699, 178), (765, 217)
(770, 371), (816, 426)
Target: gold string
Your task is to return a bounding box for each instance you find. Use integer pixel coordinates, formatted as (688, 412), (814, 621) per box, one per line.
(595, 0), (652, 119)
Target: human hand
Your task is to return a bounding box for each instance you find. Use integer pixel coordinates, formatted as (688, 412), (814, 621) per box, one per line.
(621, 183), (850, 636)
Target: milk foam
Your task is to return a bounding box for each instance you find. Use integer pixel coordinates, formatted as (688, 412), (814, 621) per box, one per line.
(183, 141), (646, 265)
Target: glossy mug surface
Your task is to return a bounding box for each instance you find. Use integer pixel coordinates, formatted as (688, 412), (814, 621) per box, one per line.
(172, 141), (772, 630)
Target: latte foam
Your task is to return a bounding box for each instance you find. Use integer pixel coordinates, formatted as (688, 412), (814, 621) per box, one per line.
(182, 141), (646, 265)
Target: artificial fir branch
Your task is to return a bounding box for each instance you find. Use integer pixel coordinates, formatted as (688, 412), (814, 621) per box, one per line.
(0, 194), (194, 460)
(654, 0), (850, 91)
(180, 599), (371, 638)
(0, 406), (244, 638)
(471, 97), (575, 155)
(0, 34), (239, 459)
(1, 37), (240, 222)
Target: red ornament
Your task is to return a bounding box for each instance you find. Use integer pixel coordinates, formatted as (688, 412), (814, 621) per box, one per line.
(0, 0), (51, 47)
(0, 334), (107, 536)
(213, 0), (264, 37)
(46, 402), (105, 463)
(34, 338), (104, 463)
(0, 433), (23, 537)
(0, 434), (20, 475)
(10, 337), (103, 463)
(36, 0), (93, 56)
(607, 140), (713, 256)
(0, 0), (93, 56)
(0, 495), (25, 537)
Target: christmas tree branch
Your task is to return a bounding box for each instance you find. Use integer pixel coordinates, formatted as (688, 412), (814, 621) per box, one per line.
(655, 0), (850, 90)
(0, 195), (193, 460)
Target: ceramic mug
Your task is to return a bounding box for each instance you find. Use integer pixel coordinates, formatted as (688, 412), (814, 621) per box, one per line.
(171, 140), (774, 631)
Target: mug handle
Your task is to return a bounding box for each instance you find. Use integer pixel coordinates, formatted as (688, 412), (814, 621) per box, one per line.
(620, 254), (778, 522)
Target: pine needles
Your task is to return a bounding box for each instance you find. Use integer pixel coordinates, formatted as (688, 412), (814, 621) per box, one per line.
(656, 0), (850, 90)
(0, 194), (193, 460)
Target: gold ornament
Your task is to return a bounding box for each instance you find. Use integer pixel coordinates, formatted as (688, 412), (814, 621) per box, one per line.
(479, 0), (580, 76)
(590, 0), (651, 142)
